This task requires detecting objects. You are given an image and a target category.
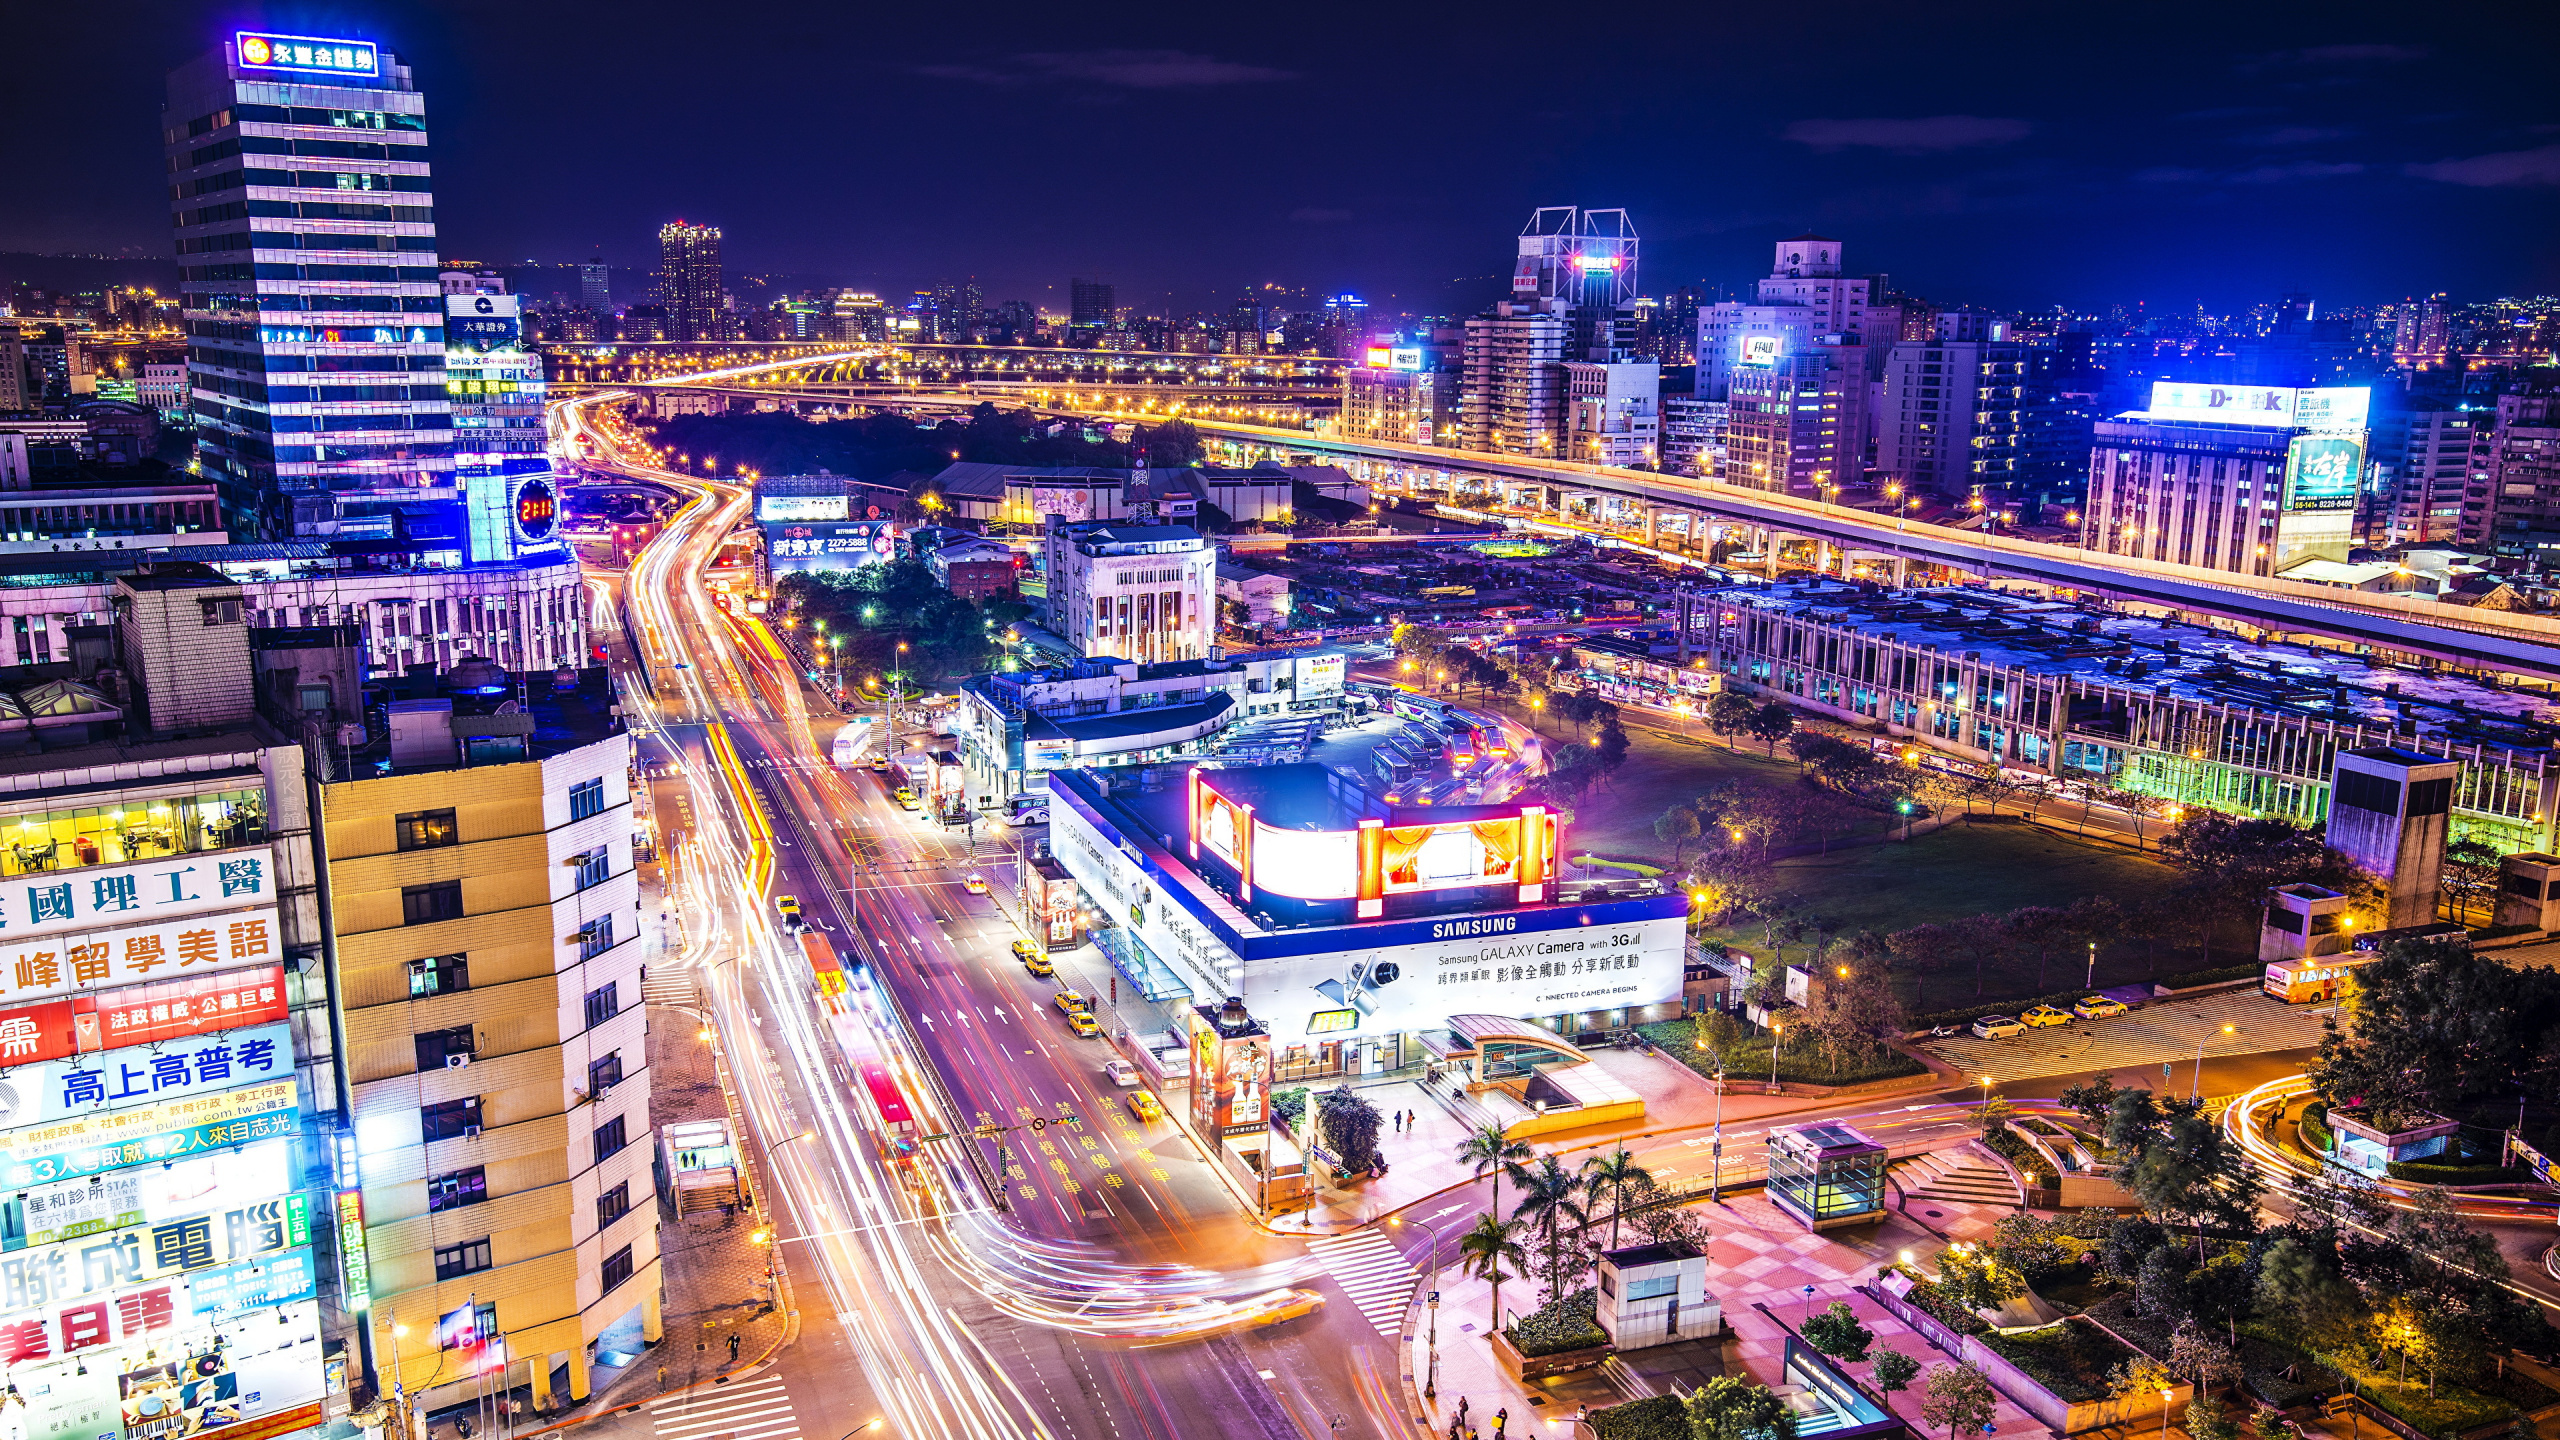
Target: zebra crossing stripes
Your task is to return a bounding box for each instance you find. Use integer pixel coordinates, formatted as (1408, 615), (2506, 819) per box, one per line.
(640, 968), (698, 1007)
(1307, 1228), (1419, 1336)
(649, 1372), (800, 1440)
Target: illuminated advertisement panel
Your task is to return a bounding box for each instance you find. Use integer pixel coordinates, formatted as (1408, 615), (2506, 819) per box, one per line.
(6, 847), (274, 940)
(0, 1080), (299, 1187)
(1195, 786), (1248, 871)
(1250, 827), (1358, 899)
(1186, 1017), (1270, 1136)
(2284, 433), (2366, 511)
(234, 31), (378, 77)
(443, 293), (520, 353)
(2144, 382), (2372, 430)
(0, 1193), (311, 1325)
(0, 908), (280, 1011)
(81, 965), (288, 1052)
(1378, 818), (1522, 894)
(0, 1022), (290, 1130)
(9, 1139), (295, 1251)
(3, 1294), (323, 1440)
(1740, 334), (1785, 366)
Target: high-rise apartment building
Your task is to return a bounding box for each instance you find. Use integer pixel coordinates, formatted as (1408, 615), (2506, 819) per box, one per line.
(1877, 314), (2029, 499)
(325, 663), (649, 1417)
(657, 222), (723, 343)
(1726, 352), (1862, 496)
(1460, 308), (1571, 455)
(2372, 394), (2484, 545)
(2477, 393), (2560, 555)
(1695, 236), (1888, 402)
(2081, 382), (2372, 576)
(1070, 279), (1116, 331)
(577, 259), (610, 312)
(1341, 352), (1450, 447)
(1661, 395), (1727, 478)
(2392, 295), (2451, 371)
(165, 33), (452, 541)
(829, 291), (885, 343)
(1565, 359), (1660, 468)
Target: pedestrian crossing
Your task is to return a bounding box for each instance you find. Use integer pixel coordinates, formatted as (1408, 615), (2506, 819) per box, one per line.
(640, 966), (698, 1007)
(1307, 1228), (1418, 1336)
(648, 1371), (800, 1440)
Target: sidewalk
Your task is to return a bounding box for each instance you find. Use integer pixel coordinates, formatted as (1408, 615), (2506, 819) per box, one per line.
(1403, 1184), (2025, 1439)
(1271, 1042), (1946, 1235)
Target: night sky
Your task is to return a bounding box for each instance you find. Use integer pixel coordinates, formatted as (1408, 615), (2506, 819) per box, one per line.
(7, 0), (2558, 316)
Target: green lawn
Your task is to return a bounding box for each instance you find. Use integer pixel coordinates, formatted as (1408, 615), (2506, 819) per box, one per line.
(1637, 1016), (1927, 1086)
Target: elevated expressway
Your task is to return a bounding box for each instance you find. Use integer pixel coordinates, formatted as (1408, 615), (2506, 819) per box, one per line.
(611, 362), (2560, 682)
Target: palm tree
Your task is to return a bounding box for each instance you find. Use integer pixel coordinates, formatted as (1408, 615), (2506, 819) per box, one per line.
(1452, 1122), (1531, 1221)
(1457, 1212), (1527, 1336)
(1510, 1153), (1589, 1299)
(1580, 1147), (1653, 1251)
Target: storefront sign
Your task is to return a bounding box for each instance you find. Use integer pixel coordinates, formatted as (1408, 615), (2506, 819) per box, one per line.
(0, 967), (284, 1076)
(3, 848), (273, 941)
(0, 1022), (290, 1129)
(0, 907), (280, 1010)
(13, 1139), (294, 1251)
(0, 1194), (310, 1324)
(0, 1081), (298, 1188)
(334, 1190), (370, 1312)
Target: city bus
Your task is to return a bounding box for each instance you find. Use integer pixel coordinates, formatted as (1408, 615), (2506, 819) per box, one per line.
(858, 1062), (922, 1159)
(2262, 953), (2374, 1005)
(801, 931), (850, 1012)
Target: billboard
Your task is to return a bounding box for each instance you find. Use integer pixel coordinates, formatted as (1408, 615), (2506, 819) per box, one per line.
(0, 1192), (311, 1326)
(4, 847), (274, 940)
(1240, 909), (1685, 1043)
(234, 31), (377, 77)
(0, 1021), (292, 1129)
(82, 966), (290, 1052)
(756, 495), (850, 523)
(2144, 383), (2371, 431)
(1186, 1015), (1271, 1136)
(2285, 433), (2366, 511)
(514, 475), (560, 544)
(443, 294), (520, 353)
(0, 907), (280, 1012)
(1740, 334), (1785, 366)
(1294, 653), (1347, 695)
(1379, 818), (1524, 895)
(762, 521), (896, 574)
(10, 1139), (295, 1251)
(0, 1080), (299, 1188)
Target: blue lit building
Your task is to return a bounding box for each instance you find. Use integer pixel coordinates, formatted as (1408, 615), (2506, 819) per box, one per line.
(441, 281), (563, 566)
(165, 32), (453, 542)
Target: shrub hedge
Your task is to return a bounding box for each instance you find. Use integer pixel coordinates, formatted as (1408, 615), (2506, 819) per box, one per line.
(1509, 1287), (1607, 1358)
(1592, 1395), (1690, 1440)
(2300, 1100), (2333, 1154)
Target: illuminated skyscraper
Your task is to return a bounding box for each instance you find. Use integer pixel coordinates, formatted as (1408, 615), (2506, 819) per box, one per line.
(165, 32), (451, 540)
(1070, 278), (1115, 331)
(578, 257), (611, 311)
(657, 221), (723, 342)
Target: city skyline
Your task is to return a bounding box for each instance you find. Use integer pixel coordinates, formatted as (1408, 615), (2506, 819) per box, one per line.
(3, 1), (2556, 314)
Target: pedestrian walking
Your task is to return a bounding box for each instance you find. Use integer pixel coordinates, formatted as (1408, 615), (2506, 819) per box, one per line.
(727, 1332), (741, 1364)
(1494, 1406), (1508, 1437)
(1457, 1396), (1469, 1423)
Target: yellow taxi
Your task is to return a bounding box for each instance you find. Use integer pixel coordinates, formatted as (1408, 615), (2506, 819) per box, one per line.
(962, 873), (990, 894)
(1062, 1009), (1099, 1037)
(1017, 945), (1054, 977)
(2020, 1005), (2074, 1028)
(774, 895), (801, 924)
(2074, 995), (2129, 1019)
(892, 787), (921, 811)
(1126, 1091), (1164, 1122)
(1241, 1288), (1325, 1327)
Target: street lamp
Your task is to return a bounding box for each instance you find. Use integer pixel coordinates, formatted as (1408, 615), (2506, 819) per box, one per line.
(2085, 940), (2097, 991)
(1391, 1214), (1446, 1400)
(1769, 1022), (1782, 1092)
(2193, 1023), (2235, 1101)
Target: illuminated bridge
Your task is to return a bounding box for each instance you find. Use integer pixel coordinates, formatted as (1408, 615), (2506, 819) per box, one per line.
(599, 364), (2560, 682)
(538, 341), (1345, 416)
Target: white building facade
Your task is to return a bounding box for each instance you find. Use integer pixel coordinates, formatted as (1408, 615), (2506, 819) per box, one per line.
(1041, 521), (1215, 665)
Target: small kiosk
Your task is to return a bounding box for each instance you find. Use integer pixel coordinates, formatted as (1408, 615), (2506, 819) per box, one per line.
(1766, 1121), (1886, 1231)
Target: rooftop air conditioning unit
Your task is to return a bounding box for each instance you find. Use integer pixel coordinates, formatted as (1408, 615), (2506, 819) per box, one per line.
(445, 1053), (471, 1069)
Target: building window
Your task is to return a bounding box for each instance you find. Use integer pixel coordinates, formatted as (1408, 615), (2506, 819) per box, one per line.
(428, 1166), (487, 1213)
(396, 808), (458, 851)
(433, 1237), (493, 1281)
(409, 953), (469, 996)
(568, 777), (605, 820)
(414, 1024), (476, 1072)
(421, 1096), (482, 1142)
(597, 1181), (630, 1228)
(402, 880), (464, 926)
(588, 1051), (622, 1097)
(578, 916), (615, 960)
(601, 1243), (634, 1293)
(573, 848), (610, 891)
(583, 981), (618, 1028)
(593, 1114), (627, 1164)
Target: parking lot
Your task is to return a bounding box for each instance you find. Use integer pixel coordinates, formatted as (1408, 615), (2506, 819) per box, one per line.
(1919, 987), (2333, 1085)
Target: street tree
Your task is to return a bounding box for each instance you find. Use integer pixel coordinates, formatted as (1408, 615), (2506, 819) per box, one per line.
(1687, 1375), (1799, 1440)
(1936, 1244), (2024, 1315)
(2157, 809), (2373, 965)
(1655, 804), (1704, 864)
(1946, 912), (2013, 997)
(1706, 691), (1758, 749)
(2186, 1399), (2244, 1440)
(1747, 701), (1798, 757)
(1317, 1086), (1382, 1175)
(1456, 1212), (1527, 1338)
(2112, 1098), (2265, 1259)
(1579, 1147), (1653, 1251)
(1452, 1123), (1532, 1222)
(2002, 906), (2073, 992)
(1885, 923), (1951, 1009)
(1806, 965), (1907, 1070)
(1801, 1301), (1874, 1363)
(1871, 1349), (1923, 1405)
(1510, 1153), (1591, 1300)
(2311, 937), (2560, 1125)
(1919, 1364), (1999, 1440)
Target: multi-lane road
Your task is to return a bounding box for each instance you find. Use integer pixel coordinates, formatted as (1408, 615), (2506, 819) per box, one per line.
(568, 393), (1419, 1440)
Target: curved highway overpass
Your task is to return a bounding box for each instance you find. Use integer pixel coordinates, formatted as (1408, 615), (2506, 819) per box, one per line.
(617, 366), (2560, 682)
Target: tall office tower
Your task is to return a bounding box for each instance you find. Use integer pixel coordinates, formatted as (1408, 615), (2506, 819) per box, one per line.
(1070, 279), (1116, 331)
(1726, 351), (1864, 495)
(578, 258), (610, 311)
(1508, 208), (1640, 361)
(2370, 394), (2483, 546)
(830, 290), (885, 342)
(657, 221), (723, 342)
(165, 32), (452, 541)
(931, 279), (983, 339)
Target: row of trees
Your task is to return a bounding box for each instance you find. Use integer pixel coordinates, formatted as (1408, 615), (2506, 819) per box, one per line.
(776, 559), (1029, 688)
(1448, 1125), (1710, 1335)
